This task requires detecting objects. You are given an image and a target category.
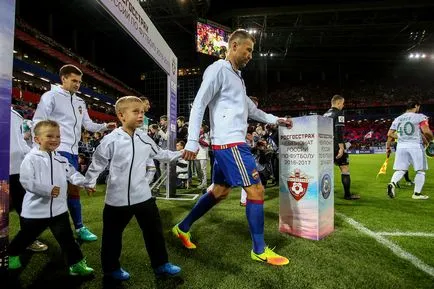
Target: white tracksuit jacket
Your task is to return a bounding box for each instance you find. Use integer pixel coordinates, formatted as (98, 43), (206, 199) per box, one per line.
(85, 128), (181, 207)
(20, 148), (86, 219)
(186, 59), (279, 152)
(33, 85), (107, 154)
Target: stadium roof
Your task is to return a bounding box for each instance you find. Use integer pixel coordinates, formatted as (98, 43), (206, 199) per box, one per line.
(17, 0), (434, 90)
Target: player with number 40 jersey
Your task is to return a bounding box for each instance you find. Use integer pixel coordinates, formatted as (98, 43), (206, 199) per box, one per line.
(386, 99), (434, 200)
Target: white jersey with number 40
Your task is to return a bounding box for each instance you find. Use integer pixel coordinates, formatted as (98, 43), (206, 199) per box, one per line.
(390, 112), (428, 148)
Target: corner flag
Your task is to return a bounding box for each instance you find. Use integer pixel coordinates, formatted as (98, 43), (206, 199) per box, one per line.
(376, 157), (389, 178)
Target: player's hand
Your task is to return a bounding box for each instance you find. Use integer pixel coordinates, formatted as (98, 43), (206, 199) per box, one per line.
(336, 148), (344, 159)
(386, 147), (391, 158)
(106, 122), (117, 130)
(85, 187), (96, 196)
(277, 117), (293, 129)
(182, 149), (197, 161)
(51, 186), (60, 198)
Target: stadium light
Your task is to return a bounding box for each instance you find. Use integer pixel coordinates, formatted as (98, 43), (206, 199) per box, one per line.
(422, 54), (426, 58)
(22, 71), (34, 76)
(415, 53), (420, 59)
(409, 53), (414, 58)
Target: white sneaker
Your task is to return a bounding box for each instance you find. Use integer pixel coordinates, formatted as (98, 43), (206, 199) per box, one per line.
(387, 183), (395, 198)
(412, 193), (429, 200)
(27, 240), (48, 252)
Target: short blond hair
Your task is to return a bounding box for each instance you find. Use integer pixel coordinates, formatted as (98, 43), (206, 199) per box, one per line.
(331, 95), (344, 105)
(115, 96), (142, 114)
(34, 120), (60, 136)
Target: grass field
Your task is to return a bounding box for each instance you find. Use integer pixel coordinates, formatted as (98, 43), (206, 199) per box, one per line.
(6, 154), (434, 289)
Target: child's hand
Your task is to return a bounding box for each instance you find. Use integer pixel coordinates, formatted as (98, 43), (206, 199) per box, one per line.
(51, 186), (60, 198)
(85, 187), (96, 196)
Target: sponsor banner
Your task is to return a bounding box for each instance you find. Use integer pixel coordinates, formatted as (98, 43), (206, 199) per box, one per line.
(0, 0), (15, 270)
(279, 115), (334, 240)
(166, 80), (177, 196)
(348, 149), (375, 154)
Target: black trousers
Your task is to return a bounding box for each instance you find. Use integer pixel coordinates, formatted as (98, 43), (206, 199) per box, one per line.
(9, 212), (83, 266)
(101, 198), (168, 273)
(9, 174), (26, 216)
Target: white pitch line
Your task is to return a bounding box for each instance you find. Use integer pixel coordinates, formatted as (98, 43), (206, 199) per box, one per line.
(377, 232), (434, 237)
(336, 212), (434, 278)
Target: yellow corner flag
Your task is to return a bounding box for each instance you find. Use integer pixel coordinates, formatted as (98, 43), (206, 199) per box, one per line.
(376, 157), (389, 178)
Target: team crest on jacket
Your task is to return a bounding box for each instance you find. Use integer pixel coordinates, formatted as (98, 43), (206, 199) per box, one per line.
(78, 106), (82, 115)
(288, 169), (309, 201)
(252, 169), (260, 180)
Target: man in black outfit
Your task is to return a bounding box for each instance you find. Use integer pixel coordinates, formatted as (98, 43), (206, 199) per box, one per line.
(323, 95), (360, 200)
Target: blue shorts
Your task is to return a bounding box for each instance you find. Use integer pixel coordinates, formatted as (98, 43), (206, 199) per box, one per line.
(212, 143), (260, 187)
(57, 151), (79, 170)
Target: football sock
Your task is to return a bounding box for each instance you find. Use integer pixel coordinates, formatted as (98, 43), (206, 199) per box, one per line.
(178, 191), (217, 232)
(67, 198), (83, 230)
(391, 170), (406, 185)
(414, 171), (425, 194)
(341, 173), (351, 197)
(246, 199), (266, 254)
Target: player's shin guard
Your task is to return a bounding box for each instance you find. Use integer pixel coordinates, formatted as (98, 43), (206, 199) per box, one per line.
(391, 170), (406, 185)
(246, 199), (266, 254)
(341, 173), (351, 198)
(178, 191), (218, 232)
(414, 171), (425, 194)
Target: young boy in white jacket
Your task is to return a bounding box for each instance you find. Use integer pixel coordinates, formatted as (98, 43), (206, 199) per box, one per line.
(8, 120), (94, 276)
(84, 96), (182, 281)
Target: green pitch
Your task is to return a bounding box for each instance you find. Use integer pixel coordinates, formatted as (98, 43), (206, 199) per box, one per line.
(7, 154), (434, 289)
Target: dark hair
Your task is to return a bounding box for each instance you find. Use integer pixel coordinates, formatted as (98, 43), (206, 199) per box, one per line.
(202, 124), (209, 133)
(249, 96), (259, 105)
(177, 140), (185, 147)
(160, 115), (167, 121)
(406, 98), (421, 109)
(228, 29), (256, 46)
(59, 64), (83, 78)
(177, 116), (185, 122)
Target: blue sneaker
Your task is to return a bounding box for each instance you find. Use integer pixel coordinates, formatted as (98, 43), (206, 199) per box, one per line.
(76, 226), (98, 242)
(106, 268), (130, 281)
(154, 263), (181, 276)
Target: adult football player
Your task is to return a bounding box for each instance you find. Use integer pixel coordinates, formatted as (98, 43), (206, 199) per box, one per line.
(386, 98), (433, 199)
